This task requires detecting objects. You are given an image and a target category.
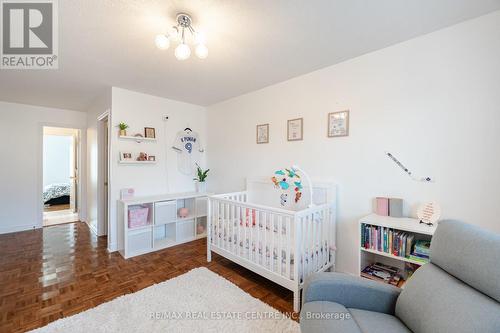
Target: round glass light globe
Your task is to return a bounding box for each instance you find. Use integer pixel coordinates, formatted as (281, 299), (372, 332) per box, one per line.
(175, 43), (191, 60)
(155, 34), (170, 50)
(195, 44), (208, 59)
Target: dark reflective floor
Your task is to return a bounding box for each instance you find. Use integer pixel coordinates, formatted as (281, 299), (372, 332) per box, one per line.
(0, 222), (292, 332)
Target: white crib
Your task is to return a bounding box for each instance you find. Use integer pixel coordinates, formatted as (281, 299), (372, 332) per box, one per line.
(207, 178), (336, 311)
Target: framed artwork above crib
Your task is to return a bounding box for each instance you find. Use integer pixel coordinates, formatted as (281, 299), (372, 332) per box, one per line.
(328, 110), (349, 137)
(256, 123), (269, 144)
(287, 118), (303, 141)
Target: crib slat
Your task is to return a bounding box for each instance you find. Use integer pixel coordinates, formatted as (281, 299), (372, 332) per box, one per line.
(312, 213), (316, 273)
(307, 215), (314, 275)
(231, 203), (235, 253)
(215, 201), (219, 248)
(228, 203), (232, 252)
(314, 212), (318, 271)
(327, 207), (331, 265)
(226, 203), (230, 250)
(236, 204), (240, 257)
(250, 209), (254, 262)
(222, 203), (228, 250)
(322, 210), (325, 268)
(264, 212), (268, 269)
(269, 213), (273, 272)
(278, 215), (282, 276)
(255, 210), (263, 265)
(302, 215), (306, 280)
(324, 208), (328, 268)
(286, 217), (291, 280)
(221, 201), (224, 249)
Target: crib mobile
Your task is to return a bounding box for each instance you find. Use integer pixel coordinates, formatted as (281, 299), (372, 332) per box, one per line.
(272, 168), (303, 205)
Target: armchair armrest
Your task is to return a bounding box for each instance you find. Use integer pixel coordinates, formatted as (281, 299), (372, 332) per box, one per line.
(303, 272), (401, 315)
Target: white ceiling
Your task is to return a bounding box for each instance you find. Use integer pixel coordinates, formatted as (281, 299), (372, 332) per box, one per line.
(1, 0), (499, 111)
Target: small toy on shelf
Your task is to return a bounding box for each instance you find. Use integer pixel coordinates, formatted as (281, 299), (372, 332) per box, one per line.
(197, 224), (205, 235)
(178, 207), (189, 218)
(137, 152), (148, 161)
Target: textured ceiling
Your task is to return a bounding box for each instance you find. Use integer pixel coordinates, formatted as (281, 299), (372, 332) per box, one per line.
(0, 0), (499, 111)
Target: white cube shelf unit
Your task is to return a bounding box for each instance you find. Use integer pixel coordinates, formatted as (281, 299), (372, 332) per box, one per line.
(118, 192), (210, 258)
(358, 214), (436, 286)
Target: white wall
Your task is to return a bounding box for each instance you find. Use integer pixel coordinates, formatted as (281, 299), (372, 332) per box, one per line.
(0, 101), (87, 234)
(108, 87), (206, 251)
(207, 11), (500, 274)
(86, 90), (112, 236)
(43, 135), (72, 187)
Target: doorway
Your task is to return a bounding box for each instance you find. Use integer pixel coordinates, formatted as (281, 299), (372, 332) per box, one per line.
(42, 126), (80, 226)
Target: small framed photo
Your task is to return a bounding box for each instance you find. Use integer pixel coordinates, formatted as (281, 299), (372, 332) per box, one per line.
(144, 127), (156, 138)
(256, 124), (269, 144)
(287, 118), (303, 141)
(148, 155), (156, 162)
(120, 152), (132, 161)
(328, 110), (349, 137)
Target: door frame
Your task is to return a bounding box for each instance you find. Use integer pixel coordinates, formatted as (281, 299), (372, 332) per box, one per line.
(97, 110), (111, 244)
(38, 123), (86, 228)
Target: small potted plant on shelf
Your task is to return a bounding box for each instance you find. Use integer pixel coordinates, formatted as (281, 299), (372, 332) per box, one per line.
(118, 122), (129, 136)
(194, 163), (209, 193)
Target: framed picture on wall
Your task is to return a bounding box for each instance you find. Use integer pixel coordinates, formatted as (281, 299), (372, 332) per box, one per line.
(120, 152), (133, 161)
(328, 110), (349, 137)
(256, 124), (269, 144)
(144, 127), (156, 138)
(287, 118), (303, 141)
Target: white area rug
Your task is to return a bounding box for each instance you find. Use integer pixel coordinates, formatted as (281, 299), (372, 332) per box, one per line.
(31, 267), (300, 333)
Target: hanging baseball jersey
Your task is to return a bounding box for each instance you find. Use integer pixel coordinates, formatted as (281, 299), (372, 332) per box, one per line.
(172, 130), (203, 175)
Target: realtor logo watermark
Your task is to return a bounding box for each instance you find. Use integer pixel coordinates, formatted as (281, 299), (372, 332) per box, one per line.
(1, 0), (58, 69)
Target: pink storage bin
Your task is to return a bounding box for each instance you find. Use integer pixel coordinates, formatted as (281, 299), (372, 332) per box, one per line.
(128, 206), (150, 228)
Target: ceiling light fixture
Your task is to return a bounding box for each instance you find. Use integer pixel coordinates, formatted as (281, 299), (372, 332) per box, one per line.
(155, 13), (207, 61)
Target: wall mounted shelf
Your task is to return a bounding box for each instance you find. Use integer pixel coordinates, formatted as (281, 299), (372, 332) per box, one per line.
(119, 135), (156, 143)
(119, 160), (157, 165)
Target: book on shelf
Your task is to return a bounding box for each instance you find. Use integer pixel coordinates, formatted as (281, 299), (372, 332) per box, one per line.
(361, 262), (403, 287)
(361, 223), (429, 264)
(413, 240), (431, 256)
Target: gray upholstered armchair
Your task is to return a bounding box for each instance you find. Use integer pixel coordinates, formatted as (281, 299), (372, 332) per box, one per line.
(300, 220), (500, 333)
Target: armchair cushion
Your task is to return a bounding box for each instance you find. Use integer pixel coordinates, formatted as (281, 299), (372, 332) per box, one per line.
(300, 301), (362, 333)
(349, 309), (411, 333)
(303, 272), (401, 314)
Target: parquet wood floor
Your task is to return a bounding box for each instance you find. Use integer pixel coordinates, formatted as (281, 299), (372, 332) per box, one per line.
(0, 222), (294, 333)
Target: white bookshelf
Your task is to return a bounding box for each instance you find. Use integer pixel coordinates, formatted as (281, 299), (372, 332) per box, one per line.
(118, 192), (210, 259)
(358, 214), (436, 286)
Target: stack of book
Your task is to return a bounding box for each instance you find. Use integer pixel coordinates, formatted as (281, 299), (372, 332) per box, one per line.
(361, 262), (403, 287)
(408, 240), (431, 263)
(361, 224), (415, 258)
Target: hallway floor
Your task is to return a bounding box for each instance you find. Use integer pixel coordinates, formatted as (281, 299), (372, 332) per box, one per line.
(43, 205), (79, 226)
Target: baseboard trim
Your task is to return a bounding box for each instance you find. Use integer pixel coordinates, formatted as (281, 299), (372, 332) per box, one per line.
(86, 219), (98, 236)
(107, 242), (118, 253)
(0, 224), (41, 235)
